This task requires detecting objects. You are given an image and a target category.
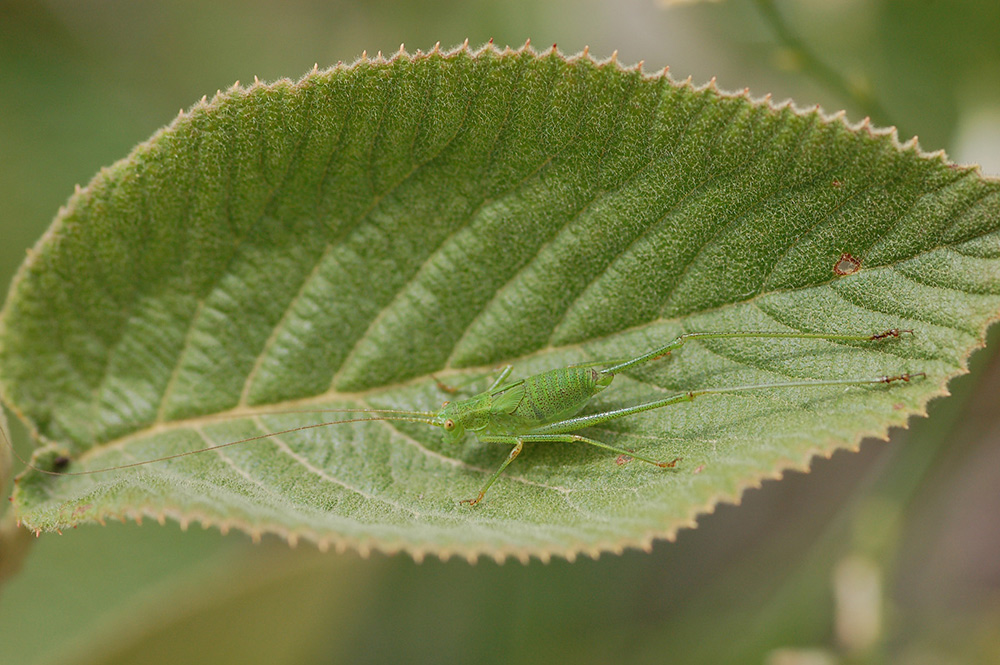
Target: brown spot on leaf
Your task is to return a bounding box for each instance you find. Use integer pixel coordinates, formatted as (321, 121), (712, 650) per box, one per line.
(834, 252), (862, 276)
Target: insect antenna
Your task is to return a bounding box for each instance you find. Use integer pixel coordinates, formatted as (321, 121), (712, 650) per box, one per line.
(2, 411), (442, 478)
(189, 405), (443, 422)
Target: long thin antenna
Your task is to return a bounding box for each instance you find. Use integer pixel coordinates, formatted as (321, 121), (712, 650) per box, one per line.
(201, 406), (441, 420)
(3, 415), (441, 478)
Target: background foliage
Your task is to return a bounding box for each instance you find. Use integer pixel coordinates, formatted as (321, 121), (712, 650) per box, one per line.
(2, 1), (999, 663)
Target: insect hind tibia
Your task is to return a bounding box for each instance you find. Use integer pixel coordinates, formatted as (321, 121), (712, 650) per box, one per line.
(599, 328), (912, 376)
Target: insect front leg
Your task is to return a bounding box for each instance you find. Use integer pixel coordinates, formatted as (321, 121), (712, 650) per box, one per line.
(461, 436), (523, 507)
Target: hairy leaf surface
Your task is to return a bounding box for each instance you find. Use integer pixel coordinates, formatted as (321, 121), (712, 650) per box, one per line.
(2, 45), (999, 560)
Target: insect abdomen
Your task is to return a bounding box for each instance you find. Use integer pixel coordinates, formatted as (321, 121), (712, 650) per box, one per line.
(514, 367), (605, 427)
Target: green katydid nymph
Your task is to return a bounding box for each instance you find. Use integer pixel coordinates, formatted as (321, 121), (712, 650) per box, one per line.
(6, 329), (922, 507)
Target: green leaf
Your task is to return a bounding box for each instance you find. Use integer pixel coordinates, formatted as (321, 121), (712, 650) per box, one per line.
(35, 547), (368, 665)
(2, 44), (998, 560)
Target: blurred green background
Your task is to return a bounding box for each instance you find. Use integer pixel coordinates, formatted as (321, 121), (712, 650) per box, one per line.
(2, 1), (999, 663)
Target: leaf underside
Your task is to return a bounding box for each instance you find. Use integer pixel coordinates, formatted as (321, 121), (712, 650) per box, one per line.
(2, 44), (999, 561)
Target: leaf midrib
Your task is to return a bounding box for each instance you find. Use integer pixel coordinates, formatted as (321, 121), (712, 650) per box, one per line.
(59, 248), (954, 468)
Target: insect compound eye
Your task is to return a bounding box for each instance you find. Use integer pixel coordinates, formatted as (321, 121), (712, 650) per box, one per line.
(444, 419), (455, 431)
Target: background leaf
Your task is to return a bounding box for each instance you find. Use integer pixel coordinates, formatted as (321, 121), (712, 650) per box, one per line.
(32, 541), (368, 665)
(2, 44), (998, 559)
